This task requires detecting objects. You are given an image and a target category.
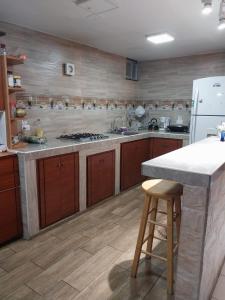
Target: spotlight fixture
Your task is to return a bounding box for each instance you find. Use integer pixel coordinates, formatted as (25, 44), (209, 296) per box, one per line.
(201, 0), (213, 15)
(0, 31), (6, 37)
(218, 0), (225, 30)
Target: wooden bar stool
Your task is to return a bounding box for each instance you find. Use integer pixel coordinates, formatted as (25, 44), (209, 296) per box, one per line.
(131, 179), (182, 295)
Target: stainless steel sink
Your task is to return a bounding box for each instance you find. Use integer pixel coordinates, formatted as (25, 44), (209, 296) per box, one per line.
(122, 131), (140, 136)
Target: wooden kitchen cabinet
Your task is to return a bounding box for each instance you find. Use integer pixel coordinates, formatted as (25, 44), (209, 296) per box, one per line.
(87, 150), (115, 207)
(37, 152), (79, 228)
(151, 138), (183, 158)
(121, 139), (150, 191)
(0, 155), (22, 245)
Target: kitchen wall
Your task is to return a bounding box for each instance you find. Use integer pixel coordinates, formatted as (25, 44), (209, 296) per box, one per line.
(1, 21), (225, 136)
(0, 22), (137, 101)
(139, 52), (225, 101)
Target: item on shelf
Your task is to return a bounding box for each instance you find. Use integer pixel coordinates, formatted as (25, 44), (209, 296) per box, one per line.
(35, 127), (44, 138)
(7, 71), (14, 87)
(19, 54), (27, 61)
(16, 108), (26, 118)
(10, 98), (17, 118)
(13, 75), (22, 87)
(12, 135), (19, 145)
(23, 135), (47, 144)
(0, 44), (6, 55)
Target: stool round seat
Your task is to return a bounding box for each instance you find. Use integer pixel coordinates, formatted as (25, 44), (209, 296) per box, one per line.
(142, 179), (182, 200)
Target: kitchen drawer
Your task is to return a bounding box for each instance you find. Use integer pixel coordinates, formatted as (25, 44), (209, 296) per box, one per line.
(0, 157), (14, 176)
(0, 156), (20, 191)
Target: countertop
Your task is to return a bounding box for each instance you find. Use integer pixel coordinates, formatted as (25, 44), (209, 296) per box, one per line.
(142, 136), (224, 187)
(11, 130), (189, 156)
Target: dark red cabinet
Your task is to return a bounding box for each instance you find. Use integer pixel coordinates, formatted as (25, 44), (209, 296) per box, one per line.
(0, 155), (22, 245)
(87, 150), (115, 207)
(151, 138), (183, 158)
(37, 152), (79, 228)
(120, 139), (150, 191)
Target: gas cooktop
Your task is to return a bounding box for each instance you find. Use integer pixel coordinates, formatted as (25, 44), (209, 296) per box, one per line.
(57, 133), (109, 142)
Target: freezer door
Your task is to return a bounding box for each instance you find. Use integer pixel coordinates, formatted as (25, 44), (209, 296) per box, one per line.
(192, 115), (225, 143)
(193, 77), (225, 116)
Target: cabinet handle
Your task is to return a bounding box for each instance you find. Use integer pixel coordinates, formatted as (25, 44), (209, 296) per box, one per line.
(56, 163), (60, 168)
(61, 163), (64, 167)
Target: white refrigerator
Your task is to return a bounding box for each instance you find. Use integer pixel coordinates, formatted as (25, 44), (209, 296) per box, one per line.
(190, 76), (225, 144)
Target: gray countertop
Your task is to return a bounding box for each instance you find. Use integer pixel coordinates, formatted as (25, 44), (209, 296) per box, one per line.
(142, 136), (224, 187)
(11, 130), (189, 156)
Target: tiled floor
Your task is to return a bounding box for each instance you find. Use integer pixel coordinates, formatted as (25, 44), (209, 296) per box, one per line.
(0, 186), (173, 300)
(211, 263), (225, 300)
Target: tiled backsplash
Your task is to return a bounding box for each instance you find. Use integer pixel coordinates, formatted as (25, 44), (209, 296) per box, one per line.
(15, 94), (191, 138)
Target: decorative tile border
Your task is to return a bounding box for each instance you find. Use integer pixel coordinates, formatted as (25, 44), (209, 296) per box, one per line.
(15, 93), (192, 112)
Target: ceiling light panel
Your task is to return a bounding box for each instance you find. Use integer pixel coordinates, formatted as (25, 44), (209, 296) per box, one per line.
(201, 0), (213, 15)
(146, 33), (175, 44)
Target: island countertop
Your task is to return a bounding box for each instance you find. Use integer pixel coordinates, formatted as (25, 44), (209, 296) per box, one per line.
(142, 136), (224, 187)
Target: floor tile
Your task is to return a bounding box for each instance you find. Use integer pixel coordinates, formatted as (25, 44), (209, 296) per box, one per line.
(0, 262), (42, 298)
(212, 275), (225, 300)
(64, 245), (122, 291)
(27, 249), (91, 295)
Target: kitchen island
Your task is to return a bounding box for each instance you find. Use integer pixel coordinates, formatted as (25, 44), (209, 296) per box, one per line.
(142, 136), (225, 300)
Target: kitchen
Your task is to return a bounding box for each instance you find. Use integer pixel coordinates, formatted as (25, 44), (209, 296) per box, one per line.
(0, 0), (225, 299)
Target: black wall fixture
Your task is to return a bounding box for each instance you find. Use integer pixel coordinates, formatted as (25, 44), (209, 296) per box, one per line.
(0, 31), (6, 37)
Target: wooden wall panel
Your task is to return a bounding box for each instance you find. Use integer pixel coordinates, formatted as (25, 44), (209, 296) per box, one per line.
(0, 22), (137, 101)
(139, 52), (225, 101)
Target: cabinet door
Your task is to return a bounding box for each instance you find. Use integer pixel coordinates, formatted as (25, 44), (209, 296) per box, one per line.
(38, 156), (62, 227)
(0, 188), (22, 244)
(87, 150), (115, 207)
(60, 153), (79, 217)
(120, 139), (150, 191)
(151, 138), (183, 158)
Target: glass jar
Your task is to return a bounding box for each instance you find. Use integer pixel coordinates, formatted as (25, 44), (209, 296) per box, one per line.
(14, 75), (22, 87)
(7, 71), (14, 87)
(0, 44), (6, 56)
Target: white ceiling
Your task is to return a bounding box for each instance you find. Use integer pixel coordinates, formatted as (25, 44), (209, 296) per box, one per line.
(0, 0), (225, 61)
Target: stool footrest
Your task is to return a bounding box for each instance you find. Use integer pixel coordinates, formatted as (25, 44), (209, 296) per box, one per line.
(148, 219), (167, 228)
(141, 249), (167, 262)
(143, 234), (167, 244)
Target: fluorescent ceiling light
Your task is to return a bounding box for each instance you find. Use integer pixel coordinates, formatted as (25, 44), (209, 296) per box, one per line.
(218, 19), (225, 30)
(146, 33), (175, 45)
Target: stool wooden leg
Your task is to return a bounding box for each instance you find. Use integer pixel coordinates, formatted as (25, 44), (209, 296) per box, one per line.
(167, 199), (174, 295)
(146, 197), (158, 259)
(131, 194), (151, 278)
(175, 196), (181, 243)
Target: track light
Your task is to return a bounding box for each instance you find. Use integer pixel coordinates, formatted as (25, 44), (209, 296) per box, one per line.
(218, 0), (225, 30)
(202, 0), (213, 15)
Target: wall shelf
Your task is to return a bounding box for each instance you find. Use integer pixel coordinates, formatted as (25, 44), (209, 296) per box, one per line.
(8, 87), (25, 94)
(0, 55), (26, 149)
(7, 55), (24, 66)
